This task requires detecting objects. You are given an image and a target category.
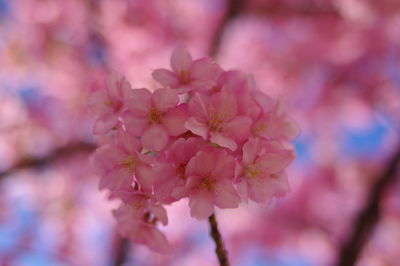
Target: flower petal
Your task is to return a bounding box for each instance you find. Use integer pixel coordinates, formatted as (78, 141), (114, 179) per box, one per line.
(162, 104), (189, 136)
(210, 132), (237, 151)
(191, 57), (222, 82)
(124, 88), (152, 116)
(135, 165), (154, 193)
(152, 69), (179, 88)
(256, 150), (295, 174)
(170, 47), (192, 73)
(213, 179), (240, 209)
(185, 117), (208, 139)
(115, 129), (140, 154)
(189, 190), (214, 220)
(242, 138), (261, 165)
(88, 90), (109, 115)
(152, 88), (178, 112)
(148, 204), (168, 226)
(93, 113), (119, 135)
(141, 124), (169, 151)
(120, 111), (148, 136)
(100, 168), (133, 191)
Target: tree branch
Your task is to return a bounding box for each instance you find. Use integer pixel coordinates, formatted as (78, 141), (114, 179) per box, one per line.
(112, 235), (129, 266)
(337, 145), (400, 266)
(209, 0), (245, 57)
(208, 213), (230, 266)
(0, 142), (95, 179)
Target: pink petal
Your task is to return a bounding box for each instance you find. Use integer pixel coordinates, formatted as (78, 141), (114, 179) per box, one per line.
(235, 180), (248, 203)
(171, 176), (198, 199)
(185, 117), (208, 139)
(212, 151), (235, 180)
(212, 90), (237, 121)
(186, 151), (216, 177)
(91, 145), (127, 174)
(170, 47), (193, 73)
(148, 204), (168, 226)
(141, 124), (169, 151)
(153, 163), (180, 203)
(162, 104), (189, 136)
(191, 57), (222, 82)
(145, 226), (171, 253)
(189, 190), (214, 220)
(105, 72), (121, 100)
(88, 90), (109, 115)
(168, 137), (199, 164)
(256, 150), (295, 174)
(152, 69), (179, 88)
(270, 172), (290, 197)
(282, 116), (300, 141)
(124, 88), (152, 116)
(115, 129), (140, 154)
(120, 111), (148, 136)
(210, 132), (237, 151)
(135, 165), (154, 193)
(213, 179), (241, 209)
(247, 177), (271, 204)
(188, 93), (210, 121)
(222, 116), (252, 142)
(93, 113), (119, 135)
(152, 88), (178, 112)
(100, 168), (133, 191)
(242, 138), (261, 165)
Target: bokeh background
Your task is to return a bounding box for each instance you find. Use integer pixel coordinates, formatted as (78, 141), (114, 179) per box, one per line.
(0, 0), (399, 265)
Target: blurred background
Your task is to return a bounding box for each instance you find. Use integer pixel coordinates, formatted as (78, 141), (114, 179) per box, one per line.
(0, 0), (399, 265)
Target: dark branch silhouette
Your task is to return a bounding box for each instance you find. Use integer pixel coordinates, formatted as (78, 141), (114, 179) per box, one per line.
(337, 145), (400, 266)
(209, 0), (245, 57)
(112, 234), (129, 266)
(0, 142), (95, 179)
(209, 213), (230, 266)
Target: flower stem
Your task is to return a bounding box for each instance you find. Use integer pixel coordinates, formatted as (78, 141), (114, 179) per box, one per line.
(208, 213), (230, 266)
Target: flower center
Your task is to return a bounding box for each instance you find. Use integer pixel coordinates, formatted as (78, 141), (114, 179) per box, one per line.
(180, 70), (191, 84)
(209, 115), (224, 132)
(149, 108), (161, 123)
(120, 155), (139, 170)
(198, 177), (214, 191)
(244, 164), (261, 179)
(177, 162), (187, 179)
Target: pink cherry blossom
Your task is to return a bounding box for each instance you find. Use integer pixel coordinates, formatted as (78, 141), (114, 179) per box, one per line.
(152, 47), (222, 93)
(152, 137), (202, 203)
(252, 99), (299, 141)
(173, 149), (241, 220)
(88, 48), (298, 253)
(90, 129), (154, 192)
(88, 73), (133, 135)
(185, 89), (252, 151)
(113, 201), (170, 253)
(121, 88), (189, 151)
(235, 138), (296, 204)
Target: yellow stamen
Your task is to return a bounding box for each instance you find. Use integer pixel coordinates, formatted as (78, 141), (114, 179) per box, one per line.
(120, 155), (138, 170)
(244, 164), (261, 179)
(180, 70), (191, 84)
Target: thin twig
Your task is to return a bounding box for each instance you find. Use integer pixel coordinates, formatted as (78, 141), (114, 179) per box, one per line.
(337, 145), (400, 266)
(208, 213), (230, 266)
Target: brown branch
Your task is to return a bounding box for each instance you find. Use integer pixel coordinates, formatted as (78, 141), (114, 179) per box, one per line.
(0, 142), (95, 179)
(209, 0), (245, 57)
(208, 213), (230, 266)
(337, 145), (400, 266)
(113, 235), (130, 266)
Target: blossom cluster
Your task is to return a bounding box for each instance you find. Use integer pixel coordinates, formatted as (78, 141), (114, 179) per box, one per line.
(89, 48), (298, 252)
